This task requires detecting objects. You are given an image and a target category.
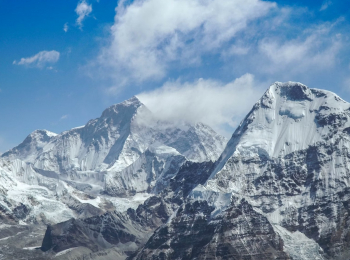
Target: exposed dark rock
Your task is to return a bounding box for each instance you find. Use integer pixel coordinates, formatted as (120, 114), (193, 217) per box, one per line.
(40, 211), (149, 255)
(169, 160), (215, 198)
(132, 199), (290, 260)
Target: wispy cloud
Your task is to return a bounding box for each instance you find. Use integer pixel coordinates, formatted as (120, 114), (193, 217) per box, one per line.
(75, 0), (92, 29)
(320, 0), (332, 11)
(63, 23), (69, 32)
(60, 115), (69, 120)
(258, 24), (342, 74)
(217, 13), (345, 88)
(13, 50), (60, 68)
(138, 74), (264, 137)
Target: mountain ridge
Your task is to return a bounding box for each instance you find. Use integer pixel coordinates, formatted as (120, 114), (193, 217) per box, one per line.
(3, 82), (350, 259)
(0, 96), (227, 230)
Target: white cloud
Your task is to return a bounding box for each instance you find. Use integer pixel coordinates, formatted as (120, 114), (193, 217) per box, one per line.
(320, 0), (332, 11)
(93, 0), (348, 99)
(97, 0), (276, 83)
(13, 50), (60, 68)
(137, 74), (264, 137)
(63, 23), (69, 32)
(258, 23), (342, 74)
(76, 0), (92, 29)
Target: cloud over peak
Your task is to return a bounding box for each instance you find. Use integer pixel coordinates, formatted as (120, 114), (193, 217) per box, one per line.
(138, 73), (264, 137)
(13, 50), (60, 68)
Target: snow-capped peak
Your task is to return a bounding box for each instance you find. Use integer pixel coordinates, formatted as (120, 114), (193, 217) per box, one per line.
(24, 129), (57, 141)
(100, 96), (143, 118)
(39, 129), (58, 138)
(210, 81), (350, 180)
(1, 129), (57, 162)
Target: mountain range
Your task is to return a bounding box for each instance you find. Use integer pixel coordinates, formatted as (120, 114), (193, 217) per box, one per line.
(1, 82), (350, 260)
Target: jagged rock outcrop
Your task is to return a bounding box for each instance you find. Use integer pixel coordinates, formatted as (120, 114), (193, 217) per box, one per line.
(40, 194), (175, 258)
(132, 198), (290, 260)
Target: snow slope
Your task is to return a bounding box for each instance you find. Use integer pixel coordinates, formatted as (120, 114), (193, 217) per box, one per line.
(207, 82), (350, 192)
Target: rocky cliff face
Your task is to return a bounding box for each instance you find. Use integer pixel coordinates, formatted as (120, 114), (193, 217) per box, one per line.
(40, 194), (175, 259)
(132, 199), (290, 260)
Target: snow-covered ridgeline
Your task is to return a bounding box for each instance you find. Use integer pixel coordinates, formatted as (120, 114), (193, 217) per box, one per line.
(2, 96), (226, 177)
(0, 96), (227, 225)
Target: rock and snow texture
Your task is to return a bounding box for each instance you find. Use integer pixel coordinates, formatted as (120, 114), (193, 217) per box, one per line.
(0, 96), (227, 226)
(199, 82), (350, 259)
(206, 82), (350, 196)
(40, 195), (175, 259)
(8, 82), (350, 259)
(104, 148), (187, 196)
(0, 159), (76, 224)
(133, 199), (289, 260)
(2, 130), (57, 163)
(129, 82), (350, 260)
(211, 82), (350, 180)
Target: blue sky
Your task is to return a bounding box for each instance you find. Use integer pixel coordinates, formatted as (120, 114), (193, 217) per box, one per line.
(0, 0), (350, 152)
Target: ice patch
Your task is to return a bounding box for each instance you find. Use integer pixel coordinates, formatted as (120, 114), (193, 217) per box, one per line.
(273, 225), (324, 260)
(54, 247), (79, 257)
(107, 193), (152, 212)
(23, 246), (40, 250)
